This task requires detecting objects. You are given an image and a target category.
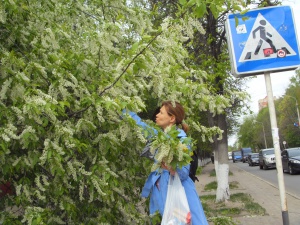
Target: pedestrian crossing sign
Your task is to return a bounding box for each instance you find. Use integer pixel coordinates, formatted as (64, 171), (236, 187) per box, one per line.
(225, 6), (300, 77)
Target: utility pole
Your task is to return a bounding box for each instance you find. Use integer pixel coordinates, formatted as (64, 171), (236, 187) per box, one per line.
(285, 95), (300, 128)
(253, 120), (267, 149)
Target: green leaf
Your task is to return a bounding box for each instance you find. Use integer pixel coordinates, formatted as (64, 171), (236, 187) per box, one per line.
(209, 4), (218, 19)
(194, 3), (207, 18)
(179, 0), (187, 5)
(131, 42), (139, 52)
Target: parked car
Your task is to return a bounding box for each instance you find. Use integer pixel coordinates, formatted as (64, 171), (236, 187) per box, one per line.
(232, 150), (242, 163)
(281, 147), (300, 175)
(241, 147), (252, 163)
(259, 148), (276, 170)
(248, 153), (259, 166)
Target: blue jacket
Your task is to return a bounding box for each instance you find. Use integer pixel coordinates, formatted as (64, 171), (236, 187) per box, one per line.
(125, 111), (208, 225)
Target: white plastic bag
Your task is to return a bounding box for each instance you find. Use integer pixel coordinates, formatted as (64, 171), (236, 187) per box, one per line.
(161, 172), (191, 225)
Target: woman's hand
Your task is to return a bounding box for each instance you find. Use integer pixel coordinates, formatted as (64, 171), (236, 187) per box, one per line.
(161, 162), (176, 176)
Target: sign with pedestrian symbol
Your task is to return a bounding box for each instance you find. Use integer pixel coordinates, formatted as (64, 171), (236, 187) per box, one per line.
(226, 6), (300, 77)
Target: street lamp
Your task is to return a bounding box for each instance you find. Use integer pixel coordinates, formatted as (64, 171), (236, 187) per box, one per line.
(285, 95), (300, 128)
(253, 120), (268, 149)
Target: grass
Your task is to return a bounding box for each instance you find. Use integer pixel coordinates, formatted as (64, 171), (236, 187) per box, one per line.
(202, 192), (266, 224)
(201, 175), (266, 225)
(196, 166), (203, 175)
(204, 181), (239, 191)
(209, 169), (233, 177)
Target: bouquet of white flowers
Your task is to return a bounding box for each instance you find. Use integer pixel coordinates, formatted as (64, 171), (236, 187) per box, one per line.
(149, 125), (193, 172)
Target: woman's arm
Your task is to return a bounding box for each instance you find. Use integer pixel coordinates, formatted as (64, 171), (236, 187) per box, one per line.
(122, 109), (157, 139)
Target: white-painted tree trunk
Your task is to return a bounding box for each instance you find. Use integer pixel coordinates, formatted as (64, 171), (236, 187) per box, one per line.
(216, 163), (230, 202)
(215, 114), (230, 202)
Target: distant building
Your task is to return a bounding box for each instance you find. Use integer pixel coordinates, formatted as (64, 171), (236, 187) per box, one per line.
(258, 96), (277, 111)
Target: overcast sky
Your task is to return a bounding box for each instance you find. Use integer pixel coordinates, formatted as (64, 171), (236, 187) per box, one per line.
(228, 1), (300, 146)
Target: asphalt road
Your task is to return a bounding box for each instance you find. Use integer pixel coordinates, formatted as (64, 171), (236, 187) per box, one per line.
(232, 161), (300, 199)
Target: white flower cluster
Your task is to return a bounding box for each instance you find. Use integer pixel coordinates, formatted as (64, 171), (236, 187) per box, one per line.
(35, 189), (46, 201)
(24, 157), (32, 167)
(73, 160), (92, 176)
(0, 5), (6, 23)
(75, 118), (97, 134)
(33, 62), (47, 77)
(135, 128), (147, 144)
(133, 96), (146, 109)
(35, 175), (46, 192)
(59, 201), (64, 210)
(41, 174), (50, 186)
(155, 143), (170, 162)
(92, 153), (97, 165)
(52, 124), (75, 150)
(52, 139), (65, 156)
(99, 132), (119, 146)
(79, 180), (84, 201)
(119, 123), (130, 142)
(57, 123), (74, 136)
(105, 167), (119, 178)
(191, 121), (223, 142)
(231, 0), (244, 5)
(1, 123), (18, 142)
(118, 170), (127, 179)
(67, 161), (77, 181)
(153, 76), (164, 97)
(96, 104), (105, 123)
(16, 184), (22, 196)
(91, 176), (106, 196)
(11, 106), (25, 122)
(12, 157), (21, 167)
(58, 81), (71, 100)
(176, 77), (185, 84)
(1, 133), (10, 142)
(58, 196), (75, 211)
(177, 143), (184, 161)
(48, 216), (65, 225)
(151, 163), (160, 174)
(184, 19), (195, 39)
(10, 83), (26, 103)
(50, 160), (65, 177)
(41, 28), (59, 50)
(0, 78), (12, 100)
(19, 126), (38, 148)
(89, 188), (94, 203)
(22, 206), (45, 224)
(23, 184), (33, 203)
(134, 12), (148, 34)
(39, 139), (50, 166)
(188, 17), (205, 35)
(36, 89), (58, 104)
(161, 17), (171, 32)
(98, 32), (121, 56)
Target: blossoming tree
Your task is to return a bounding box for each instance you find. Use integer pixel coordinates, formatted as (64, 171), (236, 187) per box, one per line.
(0, 0), (243, 223)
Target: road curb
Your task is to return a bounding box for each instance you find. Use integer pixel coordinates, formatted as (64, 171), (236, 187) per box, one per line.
(231, 163), (300, 200)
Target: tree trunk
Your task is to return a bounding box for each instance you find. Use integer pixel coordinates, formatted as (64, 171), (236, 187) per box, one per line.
(208, 112), (230, 202)
(215, 113), (230, 202)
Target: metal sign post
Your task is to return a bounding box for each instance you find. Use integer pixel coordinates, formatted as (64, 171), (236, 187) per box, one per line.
(225, 5), (300, 225)
(264, 72), (289, 225)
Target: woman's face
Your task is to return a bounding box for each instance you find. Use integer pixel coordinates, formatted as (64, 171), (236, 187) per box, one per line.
(155, 106), (175, 130)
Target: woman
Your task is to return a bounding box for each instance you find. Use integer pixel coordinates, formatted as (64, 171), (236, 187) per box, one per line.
(125, 101), (208, 225)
